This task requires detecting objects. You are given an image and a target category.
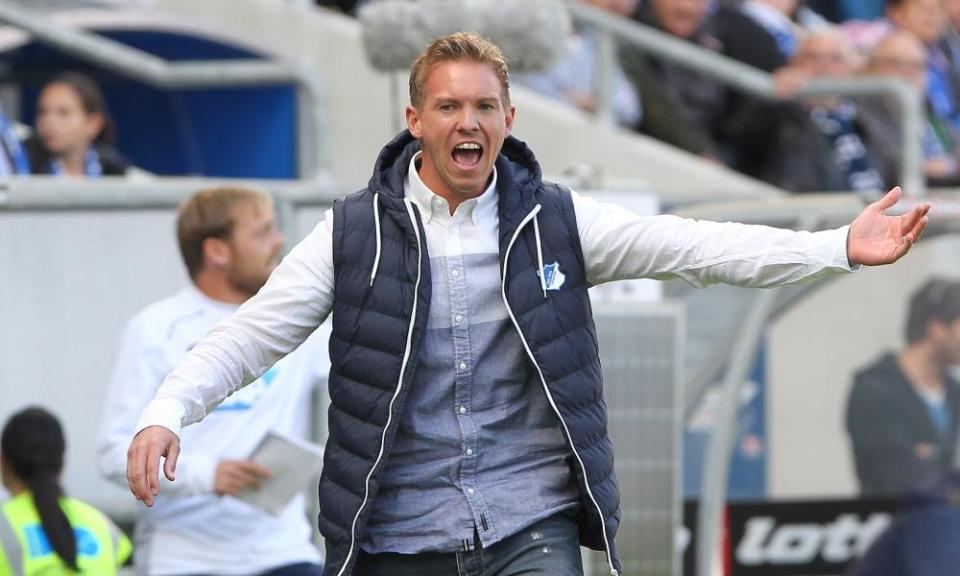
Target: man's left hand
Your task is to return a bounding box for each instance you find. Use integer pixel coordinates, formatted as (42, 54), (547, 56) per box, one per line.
(847, 186), (931, 267)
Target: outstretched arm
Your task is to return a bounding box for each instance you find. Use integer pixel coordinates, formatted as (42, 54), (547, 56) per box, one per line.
(846, 187), (930, 267)
(127, 209), (335, 506)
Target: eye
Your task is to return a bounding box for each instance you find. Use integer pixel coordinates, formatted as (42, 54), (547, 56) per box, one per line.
(479, 102), (495, 111)
(439, 103), (455, 112)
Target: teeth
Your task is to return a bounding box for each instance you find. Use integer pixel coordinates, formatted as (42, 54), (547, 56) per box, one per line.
(455, 143), (481, 150)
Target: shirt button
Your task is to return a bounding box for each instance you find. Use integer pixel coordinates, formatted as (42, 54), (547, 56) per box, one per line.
(466, 448), (473, 456)
(459, 361), (467, 370)
(455, 314), (464, 323)
(459, 405), (467, 414)
(451, 269), (460, 278)
(467, 488), (475, 494)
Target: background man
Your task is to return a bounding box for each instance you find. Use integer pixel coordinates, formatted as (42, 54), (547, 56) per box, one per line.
(847, 278), (960, 497)
(99, 187), (327, 576)
(126, 33), (928, 576)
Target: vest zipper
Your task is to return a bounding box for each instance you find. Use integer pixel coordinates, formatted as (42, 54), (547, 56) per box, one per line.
(500, 204), (619, 576)
(335, 198), (424, 576)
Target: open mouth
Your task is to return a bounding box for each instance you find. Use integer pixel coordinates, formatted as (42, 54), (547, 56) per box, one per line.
(451, 142), (484, 169)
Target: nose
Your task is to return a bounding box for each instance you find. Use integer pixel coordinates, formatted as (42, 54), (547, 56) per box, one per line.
(456, 106), (480, 132)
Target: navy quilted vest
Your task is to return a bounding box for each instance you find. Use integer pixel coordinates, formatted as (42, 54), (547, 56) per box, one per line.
(319, 131), (622, 576)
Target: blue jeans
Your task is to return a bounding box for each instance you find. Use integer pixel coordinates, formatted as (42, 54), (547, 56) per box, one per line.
(354, 512), (584, 576)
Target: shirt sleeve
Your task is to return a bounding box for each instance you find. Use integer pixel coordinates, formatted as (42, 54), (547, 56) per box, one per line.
(97, 314), (216, 496)
(571, 190), (855, 288)
(134, 208), (336, 438)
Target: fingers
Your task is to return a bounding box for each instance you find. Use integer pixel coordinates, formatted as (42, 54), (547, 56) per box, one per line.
(240, 461), (273, 479)
(145, 441), (161, 505)
(163, 439), (180, 482)
(126, 441), (149, 505)
(898, 202), (932, 235)
(873, 186), (902, 212)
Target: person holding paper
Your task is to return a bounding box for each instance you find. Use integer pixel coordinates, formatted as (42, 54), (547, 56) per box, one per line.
(99, 187), (327, 576)
(126, 33), (929, 576)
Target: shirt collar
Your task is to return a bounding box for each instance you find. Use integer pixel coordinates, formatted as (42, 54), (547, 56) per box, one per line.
(405, 151), (498, 226)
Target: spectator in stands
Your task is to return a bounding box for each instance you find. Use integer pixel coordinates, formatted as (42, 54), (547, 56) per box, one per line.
(513, 0), (642, 128)
(27, 72), (129, 177)
(98, 187), (327, 576)
(715, 0), (800, 73)
(1, 407), (132, 575)
(0, 105), (30, 177)
(728, 29), (886, 192)
(622, 0), (728, 158)
(851, 473), (960, 576)
(858, 31), (960, 187)
(847, 279), (960, 497)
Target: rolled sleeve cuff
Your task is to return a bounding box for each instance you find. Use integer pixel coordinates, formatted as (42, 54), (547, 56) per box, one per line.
(134, 398), (186, 439)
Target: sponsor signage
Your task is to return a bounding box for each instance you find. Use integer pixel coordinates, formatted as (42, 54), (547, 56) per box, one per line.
(683, 498), (898, 576)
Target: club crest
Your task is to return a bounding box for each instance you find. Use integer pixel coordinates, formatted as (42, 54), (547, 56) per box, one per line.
(541, 262), (566, 291)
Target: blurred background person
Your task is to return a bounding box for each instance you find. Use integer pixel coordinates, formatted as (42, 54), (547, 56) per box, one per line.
(858, 31), (960, 187)
(98, 186), (326, 576)
(727, 29), (886, 192)
(0, 104), (30, 177)
(513, 0), (643, 129)
(623, 0), (728, 159)
(847, 279), (960, 497)
(27, 72), (130, 177)
(1, 407), (132, 575)
(715, 0), (803, 73)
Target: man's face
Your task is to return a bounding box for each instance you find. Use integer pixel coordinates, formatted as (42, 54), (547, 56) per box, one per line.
(889, 0), (946, 44)
(793, 34), (853, 78)
(869, 33), (928, 91)
(224, 200), (284, 297)
(650, 0), (710, 39)
(406, 60), (516, 204)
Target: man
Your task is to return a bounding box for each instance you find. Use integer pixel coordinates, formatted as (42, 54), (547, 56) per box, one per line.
(860, 31), (960, 186)
(98, 187), (326, 575)
(126, 33), (929, 576)
(729, 29), (888, 192)
(847, 279), (960, 497)
(625, 0), (727, 158)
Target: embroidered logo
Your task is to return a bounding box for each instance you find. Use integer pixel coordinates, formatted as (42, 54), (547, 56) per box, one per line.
(541, 262), (566, 291)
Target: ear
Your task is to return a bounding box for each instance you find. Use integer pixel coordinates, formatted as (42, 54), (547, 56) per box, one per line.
(201, 237), (231, 271)
(85, 113), (105, 142)
(406, 104), (422, 138)
(504, 104), (516, 137)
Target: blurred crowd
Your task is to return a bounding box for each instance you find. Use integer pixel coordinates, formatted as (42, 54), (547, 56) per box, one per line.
(514, 0), (960, 193)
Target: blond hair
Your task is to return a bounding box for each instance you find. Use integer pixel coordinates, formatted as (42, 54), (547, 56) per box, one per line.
(409, 31), (511, 109)
(176, 187), (271, 279)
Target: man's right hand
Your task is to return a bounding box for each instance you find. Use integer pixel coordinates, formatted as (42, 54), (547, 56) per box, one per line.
(127, 425), (180, 507)
(213, 460), (273, 496)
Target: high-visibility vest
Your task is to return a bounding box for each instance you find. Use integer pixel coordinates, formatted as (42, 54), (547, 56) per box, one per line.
(0, 492), (132, 575)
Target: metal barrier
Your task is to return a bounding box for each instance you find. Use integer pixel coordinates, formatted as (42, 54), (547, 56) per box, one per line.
(0, 1), (329, 180)
(563, 1), (926, 198)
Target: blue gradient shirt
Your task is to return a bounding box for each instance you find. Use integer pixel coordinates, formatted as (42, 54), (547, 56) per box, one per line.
(359, 154), (579, 553)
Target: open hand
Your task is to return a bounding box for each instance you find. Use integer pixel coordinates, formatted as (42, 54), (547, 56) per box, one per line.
(847, 187), (931, 267)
